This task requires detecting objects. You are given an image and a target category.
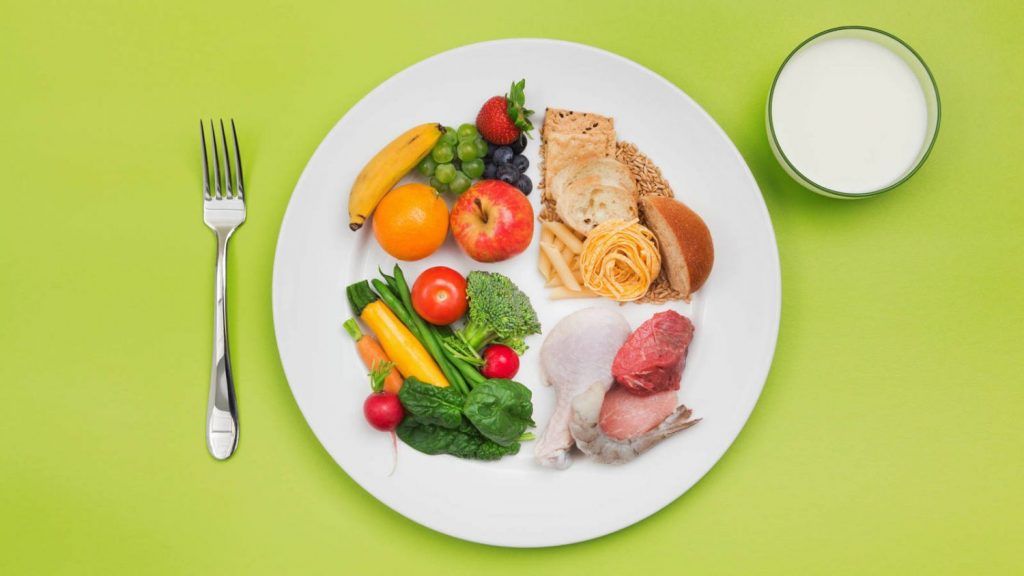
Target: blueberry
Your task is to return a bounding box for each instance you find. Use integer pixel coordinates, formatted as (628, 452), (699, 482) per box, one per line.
(510, 133), (527, 154)
(497, 164), (518, 184)
(492, 146), (514, 165)
(511, 154), (529, 173)
(484, 142), (495, 160)
(514, 174), (533, 195)
(483, 162), (496, 179)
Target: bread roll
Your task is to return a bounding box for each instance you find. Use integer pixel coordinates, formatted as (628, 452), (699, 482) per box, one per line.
(640, 196), (714, 300)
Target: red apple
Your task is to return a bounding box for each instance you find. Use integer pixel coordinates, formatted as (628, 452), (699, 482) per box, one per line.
(450, 180), (534, 262)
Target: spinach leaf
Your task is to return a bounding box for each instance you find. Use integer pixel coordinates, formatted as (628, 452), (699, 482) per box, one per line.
(463, 379), (535, 447)
(396, 417), (520, 461)
(395, 376), (532, 460)
(397, 377), (464, 429)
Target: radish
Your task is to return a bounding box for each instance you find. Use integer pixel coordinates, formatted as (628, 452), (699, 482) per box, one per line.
(363, 361), (404, 474)
(481, 344), (519, 379)
(363, 392), (404, 432)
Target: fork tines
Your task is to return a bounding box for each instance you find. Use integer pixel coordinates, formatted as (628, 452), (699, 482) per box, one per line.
(200, 119), (244, 200)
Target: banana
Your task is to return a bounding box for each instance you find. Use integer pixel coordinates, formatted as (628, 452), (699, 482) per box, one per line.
(348, 122), (444, 231)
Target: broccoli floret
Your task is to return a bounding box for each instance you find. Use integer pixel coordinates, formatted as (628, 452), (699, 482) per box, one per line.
(494, 335), (527, 356)
(449, 271), (540, 360)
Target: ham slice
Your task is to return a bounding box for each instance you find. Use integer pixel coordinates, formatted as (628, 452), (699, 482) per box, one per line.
(598, 386), (678, 441)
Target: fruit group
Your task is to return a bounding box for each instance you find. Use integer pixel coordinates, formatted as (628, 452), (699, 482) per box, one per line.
(475, 79), (534, 145)
(425, 124), (490, 195)
(462, 159), (485, 179)
(372, 183), (449, 261)
(492, 146), (513, 165)
(348, 123), (444, 231)
(510, 134), (527, 154)
(412, 266), (468, 326)
(483, 140), (532, 195)
(450, 180), (534, 262)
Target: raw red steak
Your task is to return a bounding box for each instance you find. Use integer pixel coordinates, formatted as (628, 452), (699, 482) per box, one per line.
(612, 310), (694, 395)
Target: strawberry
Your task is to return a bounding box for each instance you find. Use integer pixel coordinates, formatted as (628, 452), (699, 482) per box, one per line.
(475, 79), (534, 145)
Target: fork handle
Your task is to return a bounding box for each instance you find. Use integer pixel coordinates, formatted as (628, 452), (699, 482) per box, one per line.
(207, 231), (239, 460)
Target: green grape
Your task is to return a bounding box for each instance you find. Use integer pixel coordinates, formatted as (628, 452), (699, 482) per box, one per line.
(462, 158), (485, 179)
(435, 163), (457, 184)
(473, 137), (488, 158)
(457, 123), (478, 142)
(431, 144), (454, 164)
(429, 176), (449, 194)
(440, 127), (458, 146)
(417, 156), (437, 177)
(457, 140), (478, 162)
(449, 171), (471, 194)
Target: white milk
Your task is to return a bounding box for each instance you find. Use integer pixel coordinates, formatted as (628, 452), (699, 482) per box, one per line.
(771, 37), (929, 194)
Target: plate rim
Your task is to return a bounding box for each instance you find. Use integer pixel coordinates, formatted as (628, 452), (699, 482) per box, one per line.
(271, 37), (782, 547)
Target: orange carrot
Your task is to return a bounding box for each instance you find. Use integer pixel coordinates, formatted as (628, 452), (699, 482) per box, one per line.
(343, 319), (404, 394)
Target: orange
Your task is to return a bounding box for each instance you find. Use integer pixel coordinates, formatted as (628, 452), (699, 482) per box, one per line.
(372, 183), (449, 261)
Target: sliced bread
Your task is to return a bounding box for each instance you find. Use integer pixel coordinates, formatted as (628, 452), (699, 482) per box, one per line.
(549, 157), (638, 236)
(640, 196), (714, 300)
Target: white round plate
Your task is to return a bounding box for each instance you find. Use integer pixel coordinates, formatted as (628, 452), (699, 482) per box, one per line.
(273, 39), (780, 547)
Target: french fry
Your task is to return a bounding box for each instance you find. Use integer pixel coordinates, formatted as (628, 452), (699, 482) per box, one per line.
(546, 275), (562, 288)
(541, 227), (555, 244)
(543, 221), (584, 254)
(540, 242), (581, 291)
(549, 286), (600, 299)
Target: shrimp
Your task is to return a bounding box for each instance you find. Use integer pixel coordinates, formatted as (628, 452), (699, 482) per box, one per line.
(569, 382), (700, 464)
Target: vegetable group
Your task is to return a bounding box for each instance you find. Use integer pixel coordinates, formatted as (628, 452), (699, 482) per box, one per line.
(481, 344), (520, 379)
(346, 264), (541, 462)
(347, 281), (450, 388)
(344, 318), (403, 394)
(462, 379), (534, 446)
(396, 377), (533, 459)
(446, 271), (542, 360)
(363, 363), (405, 432)
(411, 266), (468, 326)
(361, 361), (405, 475)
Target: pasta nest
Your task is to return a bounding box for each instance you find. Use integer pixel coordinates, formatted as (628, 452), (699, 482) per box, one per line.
(579, 219), (661, 302)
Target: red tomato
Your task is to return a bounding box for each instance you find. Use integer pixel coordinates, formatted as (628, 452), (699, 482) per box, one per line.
(412, 266), (468, 325)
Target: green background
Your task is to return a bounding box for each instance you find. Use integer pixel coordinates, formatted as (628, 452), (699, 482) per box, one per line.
(2, 0), (1022, 573)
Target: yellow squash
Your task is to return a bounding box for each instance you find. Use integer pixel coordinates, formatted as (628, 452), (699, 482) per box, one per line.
(359, 300), (449, 388)
(348, 123), (444, 231)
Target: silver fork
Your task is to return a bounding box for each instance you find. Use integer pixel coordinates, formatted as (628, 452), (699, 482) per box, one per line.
(201, 119), (245, 460)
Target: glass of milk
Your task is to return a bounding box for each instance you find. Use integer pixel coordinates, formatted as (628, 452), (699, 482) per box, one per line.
(767, 26), (940, 198)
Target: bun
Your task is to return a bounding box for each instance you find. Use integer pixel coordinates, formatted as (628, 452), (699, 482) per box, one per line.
(640, 196), (714, 300)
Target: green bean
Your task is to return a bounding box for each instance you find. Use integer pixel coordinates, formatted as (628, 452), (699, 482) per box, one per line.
(449, 354), (486, 386)
(372, 279), (414, 329)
